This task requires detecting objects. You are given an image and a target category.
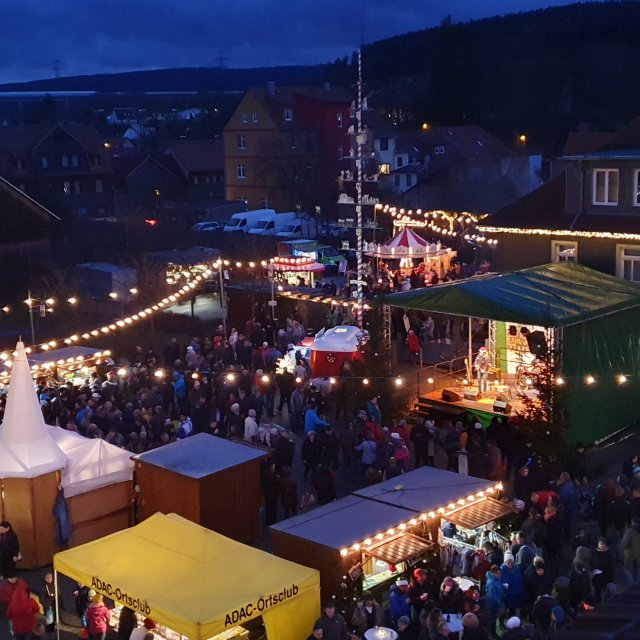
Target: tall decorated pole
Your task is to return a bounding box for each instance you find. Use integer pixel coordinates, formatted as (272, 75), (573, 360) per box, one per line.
(354, 48), (365, 327)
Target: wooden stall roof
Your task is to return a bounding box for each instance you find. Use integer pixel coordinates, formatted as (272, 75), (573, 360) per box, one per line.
(445, 497), (514, 530)
(365, 533), (434, 565)
(352, 467), (496, 515)
(134, 433), (267, 479)
(270, 495), (412, 551)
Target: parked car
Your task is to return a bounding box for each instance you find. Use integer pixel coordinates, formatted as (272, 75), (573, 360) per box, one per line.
(191, 221), (224, 233)
(318, 223), (344, 239)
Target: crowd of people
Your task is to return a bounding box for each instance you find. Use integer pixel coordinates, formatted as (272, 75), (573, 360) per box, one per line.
(0, 313), (638, 640)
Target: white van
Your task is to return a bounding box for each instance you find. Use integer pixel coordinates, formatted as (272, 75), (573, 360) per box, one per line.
(276, 218), (317, 240)
(248, 211), (300, 236)
(223, 209), (275, 233)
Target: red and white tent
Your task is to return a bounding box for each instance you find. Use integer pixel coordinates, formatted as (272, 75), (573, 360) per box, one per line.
(366, 228), (446, 258)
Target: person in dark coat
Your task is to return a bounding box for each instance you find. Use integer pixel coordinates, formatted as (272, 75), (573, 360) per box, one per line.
(117, 607), (137, 640)
(468, 442), (488, 479)
(524, 558), (553, 615)
(278, 466), (298, 519)
(438, 576), (464, 614)
(0, 522), (20, 579)
(273, 431), (295, 471)
(301, 431), (321, 481)
(313, 463), (337, 505)
(592, 537), (616, 602)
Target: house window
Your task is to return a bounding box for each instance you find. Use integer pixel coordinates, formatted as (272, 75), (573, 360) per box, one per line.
(291, 134), (297, 149)
(634, 169), (640, 207)
(337, 146), (343, 160)
(63, 181), (71, 194)
(205, 175), (210, 183)
(73, 180), (81, 195)
(95, 179), (103, 194)
(284, 108), (293, 122)
(617, 245), (640, 281)
(337, 113), (343, 128)
(92, 154), (102, 167)
(379, 137), (389, 151)
(61, 154), (69, 168)
(260, 199), (272, 208)
(406, 174), (412, 187)
(71, 154), (79, 167)
(236, 164), (246, 179)
(193, 175), (199, 185)
(551, 240), (578, 262)
(41, 155), (49, 169)
(241, 112), (248, 124)
(379, 163), (391, 175)
(396, 156), (404, 168)
(434, 145), (445, 155)
(237, 134), (246, 149)
(252, 112), (259, 123)
(394, 175), (400, 187)
(593, 169), (619, 205)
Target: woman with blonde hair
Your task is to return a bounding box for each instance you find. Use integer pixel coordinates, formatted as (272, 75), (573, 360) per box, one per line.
(86, 592), (111, 640)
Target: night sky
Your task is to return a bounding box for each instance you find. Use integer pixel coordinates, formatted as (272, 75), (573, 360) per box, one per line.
(0, 0), (591, 84)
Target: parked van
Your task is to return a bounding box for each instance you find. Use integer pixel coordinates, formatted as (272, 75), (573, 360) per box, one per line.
(275, 218), (317, 240)
(223, 209), (275, 233)
(248, 211), (299, 236)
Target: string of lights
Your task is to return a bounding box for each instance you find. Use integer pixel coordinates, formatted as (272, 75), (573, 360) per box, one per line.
(338, 482), (504, 557)
(477, 225), (640, 241)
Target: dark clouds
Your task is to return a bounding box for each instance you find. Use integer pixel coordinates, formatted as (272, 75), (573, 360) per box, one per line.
(0, 0), (583, 83)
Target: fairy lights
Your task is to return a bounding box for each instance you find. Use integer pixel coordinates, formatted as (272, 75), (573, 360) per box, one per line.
(478, 225), (640, 241)
(337, 482), (504, 559)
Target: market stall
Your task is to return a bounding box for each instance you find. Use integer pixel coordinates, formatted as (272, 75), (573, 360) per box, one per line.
(0, 345), (113, 388)
(54, 512), (320, 640)
(269, 256), (326, 287)
(0, 341), (134, 567)
(134, 434), (267, 543)
(47, 427), (134, 546)
(308, 325), (367, 378)
(366, 228), (455, 281)
(0, 341), (68, 567)
(271, 466), (510, 600)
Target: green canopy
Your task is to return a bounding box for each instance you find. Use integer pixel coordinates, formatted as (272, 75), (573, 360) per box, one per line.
(380, 262), (640, 327)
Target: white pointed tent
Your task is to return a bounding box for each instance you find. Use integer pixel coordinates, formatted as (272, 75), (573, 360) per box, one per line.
(0, 341), (133, 566)
(0, 341), (68, 477)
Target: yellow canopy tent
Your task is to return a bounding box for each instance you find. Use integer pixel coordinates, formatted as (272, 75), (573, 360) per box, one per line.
(54, 513), (320, 640)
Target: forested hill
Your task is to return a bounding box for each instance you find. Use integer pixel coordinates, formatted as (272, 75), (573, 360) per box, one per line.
(2, 2), (639, 151)
(360, 1), (640, 149)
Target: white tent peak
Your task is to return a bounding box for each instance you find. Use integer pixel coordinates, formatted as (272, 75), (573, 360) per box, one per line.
(0, 340), (68, 478)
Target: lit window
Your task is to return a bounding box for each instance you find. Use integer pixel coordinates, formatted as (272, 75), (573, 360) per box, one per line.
(593, 169), (619, 205)
(378, 163), (391, 175)
(237, 134), (246, 149)
(551, 240), (577, 263)
(617, 245), (640, 281)
(236, 164), (246, 179)
(284, 108), (293, 122)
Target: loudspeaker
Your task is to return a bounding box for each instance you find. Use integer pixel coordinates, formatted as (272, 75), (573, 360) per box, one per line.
(464, 389), (481, 401)
(442, 389), (461, 402)
(493, 400), (512, 414)
(526, 330), (548, 356)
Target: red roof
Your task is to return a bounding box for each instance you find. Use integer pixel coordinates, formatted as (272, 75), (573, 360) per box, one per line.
(384, 228), (429, 249)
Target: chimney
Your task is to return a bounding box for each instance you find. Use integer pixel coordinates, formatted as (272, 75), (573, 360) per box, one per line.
(266, 81), (276, 96)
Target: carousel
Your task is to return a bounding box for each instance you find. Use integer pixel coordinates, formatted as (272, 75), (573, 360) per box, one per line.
(269, 256), (326, 287)
(366, 228), (455, 285)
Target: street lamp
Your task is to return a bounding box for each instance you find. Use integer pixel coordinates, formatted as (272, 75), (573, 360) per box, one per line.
(23, 290), (55, 345)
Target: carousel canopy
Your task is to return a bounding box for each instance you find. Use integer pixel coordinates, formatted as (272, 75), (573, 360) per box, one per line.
(0, 341), (68, 478)
(381, 262), (640, 327)
(366, 228), (447, 258)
